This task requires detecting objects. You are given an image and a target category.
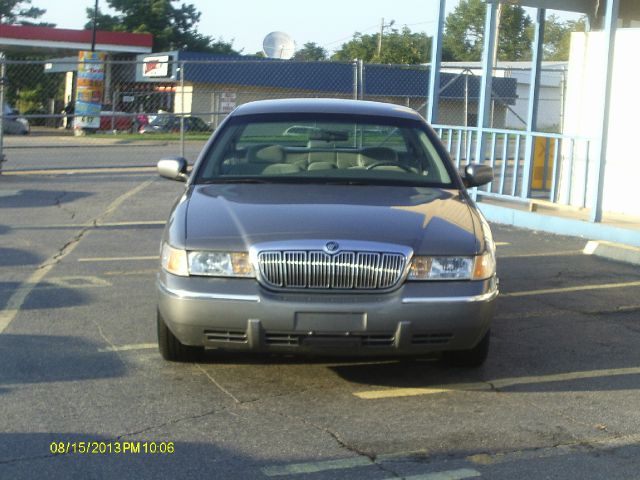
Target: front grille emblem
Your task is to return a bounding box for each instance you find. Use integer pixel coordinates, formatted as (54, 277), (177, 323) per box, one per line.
(324, 241), (340, 253)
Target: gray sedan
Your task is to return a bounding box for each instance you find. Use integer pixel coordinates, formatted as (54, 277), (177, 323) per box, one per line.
(156, 98), (498, 365)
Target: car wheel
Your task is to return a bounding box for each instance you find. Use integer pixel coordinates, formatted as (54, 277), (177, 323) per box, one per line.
(157, 310), (204, 362)
(442, 330), (490, 367)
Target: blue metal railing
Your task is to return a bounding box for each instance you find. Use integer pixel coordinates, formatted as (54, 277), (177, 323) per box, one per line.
(433, 125), (592, 208)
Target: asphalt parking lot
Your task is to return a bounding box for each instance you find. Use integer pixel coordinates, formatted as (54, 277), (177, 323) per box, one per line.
(1, 148), (640, 479)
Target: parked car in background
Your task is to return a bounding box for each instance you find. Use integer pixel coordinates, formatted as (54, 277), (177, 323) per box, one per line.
(140, 114), (211, 134)
(156, 98), (497, 365)
(3, 104), (30, 135)
(99, 110), (133, 132)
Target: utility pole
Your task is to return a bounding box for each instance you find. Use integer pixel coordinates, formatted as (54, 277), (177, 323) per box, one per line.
(91, 0), (99, 51)
(492, 3), (502, 67)
(377, 18), (395, 59)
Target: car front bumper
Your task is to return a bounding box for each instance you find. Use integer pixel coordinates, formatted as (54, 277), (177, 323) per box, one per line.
(157, 271), (498, 356)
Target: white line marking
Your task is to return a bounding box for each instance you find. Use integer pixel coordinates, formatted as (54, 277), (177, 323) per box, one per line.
(262, 457), (373, 476)
(98, 343), (157, 352)
(501, 280), (640, 298)
(262, 455), (480, 479)
(494, 242), (510, 246)
(78, 255), (158, 262)
(395, 469), (481, 480)
(354, 366), (640, 400)
(0, 179), (154, 335)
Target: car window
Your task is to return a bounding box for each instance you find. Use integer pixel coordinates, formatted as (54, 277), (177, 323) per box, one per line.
(196, 115), (453, 187)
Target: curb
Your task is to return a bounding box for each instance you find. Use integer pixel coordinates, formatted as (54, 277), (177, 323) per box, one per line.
(584, 240), (640, 266)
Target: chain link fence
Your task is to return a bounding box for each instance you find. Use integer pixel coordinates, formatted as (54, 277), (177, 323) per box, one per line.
(0, 56), (569, 173)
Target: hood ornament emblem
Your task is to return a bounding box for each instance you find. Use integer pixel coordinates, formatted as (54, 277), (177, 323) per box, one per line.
(324, 241), (340, 253)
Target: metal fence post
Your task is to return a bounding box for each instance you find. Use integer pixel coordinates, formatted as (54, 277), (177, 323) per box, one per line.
(358, 59), (365, 100)
(521, 8), (545, 200)
(427, 0), (446, 124)
(590, 0), (620, 223)
(475, 2), (499, 167)
(180, 61), (185, 158)
(352, 60), (358, 100)
(0, 52), (5, 173)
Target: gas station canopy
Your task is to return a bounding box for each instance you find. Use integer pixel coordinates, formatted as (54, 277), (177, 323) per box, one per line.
(484, 0), (640, 21)
(0, 24), (152, 56)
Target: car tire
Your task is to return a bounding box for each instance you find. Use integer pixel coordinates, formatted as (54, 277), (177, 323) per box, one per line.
(157, 310), (204, 362)
(442, 330), (490, 367)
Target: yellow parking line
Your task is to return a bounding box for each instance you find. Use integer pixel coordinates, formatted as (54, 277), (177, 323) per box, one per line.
(94, 220), (166, 227)
(2, 167), (155, 176)
(354, 366), (640, 400)
(0, 180), (154, 335)
(12, 220), (166, 230)
(501, 280), (640, 298)
(98, 343), (157, 352)
(499, 250), (582, 258)
(78, 256), (158, 262)
(103, 269), (157, 276)
(494, 242), (510, 246)
(355, 385), (485, 400)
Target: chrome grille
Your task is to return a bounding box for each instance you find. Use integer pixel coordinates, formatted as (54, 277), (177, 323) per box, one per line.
(257, 250), (406, 290)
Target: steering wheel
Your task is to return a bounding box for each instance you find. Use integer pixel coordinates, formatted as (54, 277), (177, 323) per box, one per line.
(366, 162), (413, 172)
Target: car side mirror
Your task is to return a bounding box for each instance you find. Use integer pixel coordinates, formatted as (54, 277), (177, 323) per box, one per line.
(459, 164), (493, 188)
(158, 157), (189, 182)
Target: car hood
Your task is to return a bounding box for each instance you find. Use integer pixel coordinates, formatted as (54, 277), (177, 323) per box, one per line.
(184, 184), (481, 255)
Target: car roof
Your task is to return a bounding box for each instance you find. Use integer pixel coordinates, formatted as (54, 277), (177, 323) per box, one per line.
(232, 98), (424, 122)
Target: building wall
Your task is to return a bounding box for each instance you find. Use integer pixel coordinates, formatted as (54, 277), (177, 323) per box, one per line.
(177, 83), (508, 129)
(442, 63), (565, 132)
(561, 29), (640, 216)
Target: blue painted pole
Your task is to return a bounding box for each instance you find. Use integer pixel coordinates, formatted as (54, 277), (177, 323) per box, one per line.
(590, 0), (620, 223)
(475, 2), (498, 167)
(427, 0), (446, 124)
(521, 8), (545, 200)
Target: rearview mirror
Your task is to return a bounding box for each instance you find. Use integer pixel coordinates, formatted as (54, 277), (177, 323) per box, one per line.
(460, 164), (493, 188)
(158, 157), (188, 182)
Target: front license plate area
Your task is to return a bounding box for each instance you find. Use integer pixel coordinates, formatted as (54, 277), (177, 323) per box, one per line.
(294, 312), (366, 333)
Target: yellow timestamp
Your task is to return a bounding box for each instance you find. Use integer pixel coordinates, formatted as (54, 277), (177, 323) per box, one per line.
(50, 441), (175, 455)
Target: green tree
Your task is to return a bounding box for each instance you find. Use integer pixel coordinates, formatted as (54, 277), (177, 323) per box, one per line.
(443, 0), (532, 61)
(85, 0), (238, 53)
(332, 26), (431, 64)
(0, 0), (53, 26)
(534, 14), (587, 61)
(293, 42), (328, 61)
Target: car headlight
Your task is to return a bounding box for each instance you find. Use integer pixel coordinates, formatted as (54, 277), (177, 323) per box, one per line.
(408, 252), (495, 281)
(161, 244), (189, 276)
(188, 251), (255, 277)
(161, 245), (255, 277)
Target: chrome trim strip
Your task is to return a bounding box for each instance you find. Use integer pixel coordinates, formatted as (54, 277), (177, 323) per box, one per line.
(157, 282), (260, 302)
(402, 289), (499, 304)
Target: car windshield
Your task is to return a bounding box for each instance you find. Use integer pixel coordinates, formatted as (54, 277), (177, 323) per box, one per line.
(149, 114), (175, 126)
(195, 114), (454, 187)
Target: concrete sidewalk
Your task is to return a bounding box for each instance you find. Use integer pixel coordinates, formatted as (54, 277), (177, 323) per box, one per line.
(478, 197), (640, 265)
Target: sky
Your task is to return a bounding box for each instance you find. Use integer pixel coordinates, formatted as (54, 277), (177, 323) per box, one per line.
(33, 0), (460, 54)
(33, 0), (580, 55)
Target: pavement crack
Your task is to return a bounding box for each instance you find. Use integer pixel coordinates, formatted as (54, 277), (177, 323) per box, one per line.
(194, 363), (241, 404)
(53, 191), (76, 220)
(116, 407), (224, 439)
(264, 409), (402, 478)
(0, 453), (59, 466)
